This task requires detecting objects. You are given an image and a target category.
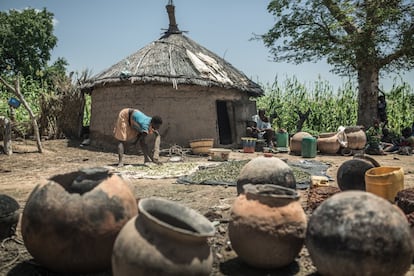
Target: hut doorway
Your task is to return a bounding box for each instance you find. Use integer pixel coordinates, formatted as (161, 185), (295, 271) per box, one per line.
(216, 100), (233, 145)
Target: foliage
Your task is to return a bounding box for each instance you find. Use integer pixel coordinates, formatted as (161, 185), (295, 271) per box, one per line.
(0, 75), (46, 136)
(0, 6), (91, 138)
(386, 82), (414, 133)
(261, 0), (414, 75)
(259, 0), (414, 127)
(257, 76), (413, 135)
(0, 76), (44, 120)
(0, 8), (57, 78)
(83, 94), (91, 126)
(0, 71), (89, 138)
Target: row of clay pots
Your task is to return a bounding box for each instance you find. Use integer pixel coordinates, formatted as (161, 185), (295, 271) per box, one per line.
(21, 167), (216, 275)
(290, 127), (366, 155)
(233, 157), (413, 275)
(233, 185), (414, 275)
(20, 159), (414, 276)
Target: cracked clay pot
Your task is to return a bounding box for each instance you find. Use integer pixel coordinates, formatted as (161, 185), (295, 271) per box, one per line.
(21, 167), (138, 273)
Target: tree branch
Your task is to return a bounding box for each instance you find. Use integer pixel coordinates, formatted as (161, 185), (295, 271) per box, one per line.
(378, 23), (414, 68)
(0, 75), (43, 153)
(0, 76), (16, 93)
(322, 0), (359, 35)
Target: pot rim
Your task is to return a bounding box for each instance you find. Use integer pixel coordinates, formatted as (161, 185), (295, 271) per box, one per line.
(139, 197), (215, 238)
(243, 184), (299, 200)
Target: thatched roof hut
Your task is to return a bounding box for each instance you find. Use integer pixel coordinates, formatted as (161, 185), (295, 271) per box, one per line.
(82, 1), (264, 150)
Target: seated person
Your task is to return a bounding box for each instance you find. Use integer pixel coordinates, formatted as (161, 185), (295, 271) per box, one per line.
(381, 127), (398, 151)
(246, 109), (275, 147)
(386, 127), (414, 155)
(365, 119), (386, 155)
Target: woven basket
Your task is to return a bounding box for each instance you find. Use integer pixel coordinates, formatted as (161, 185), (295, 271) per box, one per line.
(189, 138), (214, 154)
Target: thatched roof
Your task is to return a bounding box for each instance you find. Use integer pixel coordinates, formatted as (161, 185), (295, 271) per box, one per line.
(82, 3), (264, 97)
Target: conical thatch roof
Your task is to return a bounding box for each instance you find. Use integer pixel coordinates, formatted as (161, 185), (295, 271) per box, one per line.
(82, 3), (264, 97)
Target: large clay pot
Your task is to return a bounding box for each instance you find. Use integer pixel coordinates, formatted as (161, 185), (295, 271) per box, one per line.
(229, 184), (307, 268)
(0, 194), (20, 240)
(290, 132), (312, 155)
(112, 197), (215, 276)
(345, 126), (366, 150)
(317, 132), (340, 154)
(236, 157), (296, 194)
(21, 167), (138, 273)
(336, 156), (379, 191)
(306, 191), (414, 276)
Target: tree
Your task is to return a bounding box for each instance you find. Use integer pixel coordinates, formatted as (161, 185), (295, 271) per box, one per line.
(260, 0), (414, 128)
(0, 75), (43, 153)
(0, 8), (57, 78)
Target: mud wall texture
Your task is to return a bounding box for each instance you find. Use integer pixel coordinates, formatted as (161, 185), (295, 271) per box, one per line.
(89, 83), (256, 150)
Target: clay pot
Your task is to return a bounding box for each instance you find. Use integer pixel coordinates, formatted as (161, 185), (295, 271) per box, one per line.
(229, 184), (307, 268)
(345, 126), (366, 150)
(112, 197), (215, 276)
(290, 132), (312, 155)
(306, 191), (414, 276)
(21, 167), (138, 273)
(337, 156), (379, 191)
(236, 157), (296, 194)
(396, 188), (414, 214)
(0, 194), (20, 240)
(317, 132), (340, 154)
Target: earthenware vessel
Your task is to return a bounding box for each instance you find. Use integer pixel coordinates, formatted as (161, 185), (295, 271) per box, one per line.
(337, 156), (379, 191)
(236, 157), (296, 194)
(0, 194), (20, 239)
(112, 197), (215, 276)
(306, 191), (414, 276)
(344, 126), (366, 150)
(317, 132), (340, 154)
(290, 131), (312, 155)
(229, 184), (307, 268)
(21, 167), (137, 273)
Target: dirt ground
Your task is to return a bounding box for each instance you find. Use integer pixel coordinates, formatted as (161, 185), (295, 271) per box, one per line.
(1, 138), (414, 276)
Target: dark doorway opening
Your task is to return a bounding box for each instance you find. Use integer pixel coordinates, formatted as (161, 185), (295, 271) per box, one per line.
(216, 101), (232, 145)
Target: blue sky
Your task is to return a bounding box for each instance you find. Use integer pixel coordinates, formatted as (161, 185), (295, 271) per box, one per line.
(1, 0), (413, 91)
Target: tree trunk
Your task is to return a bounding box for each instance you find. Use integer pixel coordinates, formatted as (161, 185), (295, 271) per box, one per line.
(0, 116), (12, 155)
(14, 79), (43, 153)
(357, 67), (379, 128)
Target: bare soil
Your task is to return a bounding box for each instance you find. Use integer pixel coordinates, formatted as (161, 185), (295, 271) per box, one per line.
(1, 138), (414, 276)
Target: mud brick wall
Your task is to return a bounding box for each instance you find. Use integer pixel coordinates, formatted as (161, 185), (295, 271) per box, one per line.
(89, 83), (256, 150)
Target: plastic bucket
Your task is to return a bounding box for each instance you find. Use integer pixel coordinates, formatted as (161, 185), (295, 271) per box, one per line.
(301, 137), (317, 158)
(276, 132), (289, 148)
(241, 137), (257, 153)
(365, 166), (404, 202)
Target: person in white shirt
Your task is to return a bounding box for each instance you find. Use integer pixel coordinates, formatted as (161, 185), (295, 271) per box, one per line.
(246, 109), (275, 147)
